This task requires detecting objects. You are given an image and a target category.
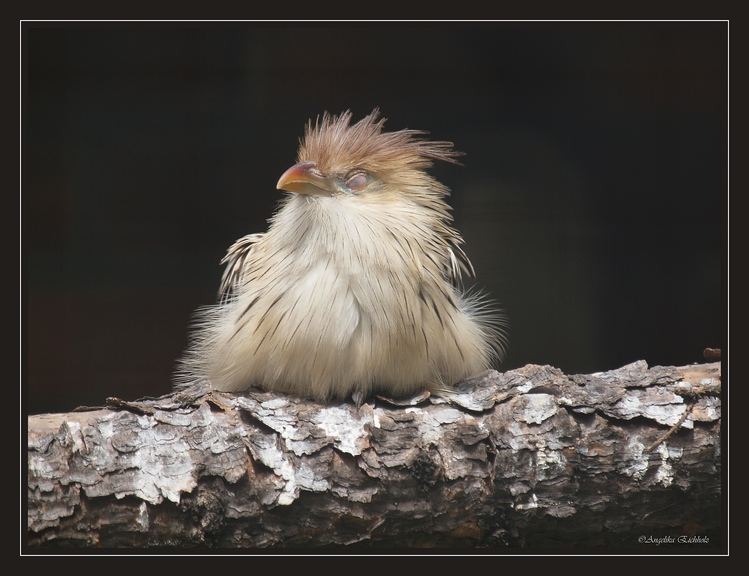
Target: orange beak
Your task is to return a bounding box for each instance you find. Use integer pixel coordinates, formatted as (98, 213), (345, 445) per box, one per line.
(276, 161), (335, 196)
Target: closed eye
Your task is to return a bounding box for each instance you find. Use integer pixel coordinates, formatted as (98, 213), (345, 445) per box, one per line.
(344, 171), (369, 192)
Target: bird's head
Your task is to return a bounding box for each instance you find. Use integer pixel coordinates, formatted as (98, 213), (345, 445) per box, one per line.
(276, 109), (463, 202)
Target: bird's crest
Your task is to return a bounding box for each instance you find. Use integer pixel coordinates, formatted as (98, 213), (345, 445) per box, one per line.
(298, 108), (464, 176)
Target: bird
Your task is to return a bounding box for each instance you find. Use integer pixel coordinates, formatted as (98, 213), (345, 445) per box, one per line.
(174, 109), (506, 403)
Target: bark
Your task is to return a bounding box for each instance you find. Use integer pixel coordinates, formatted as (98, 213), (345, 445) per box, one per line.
(26, 361), (722, 550)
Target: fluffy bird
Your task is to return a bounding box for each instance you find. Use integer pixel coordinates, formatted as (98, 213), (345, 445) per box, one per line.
(174, 109), (506, 402)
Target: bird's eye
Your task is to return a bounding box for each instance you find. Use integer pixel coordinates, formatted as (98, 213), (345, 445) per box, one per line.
(344, 171), (369, 192)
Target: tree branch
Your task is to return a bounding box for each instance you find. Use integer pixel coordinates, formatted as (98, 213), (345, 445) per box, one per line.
(27, 361), (722, 549)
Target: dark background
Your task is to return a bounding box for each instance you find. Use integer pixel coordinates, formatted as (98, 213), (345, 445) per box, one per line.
(23, 22), (726, 415)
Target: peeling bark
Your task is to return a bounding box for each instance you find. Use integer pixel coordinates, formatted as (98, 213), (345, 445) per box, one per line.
(26, 361), (722, 549)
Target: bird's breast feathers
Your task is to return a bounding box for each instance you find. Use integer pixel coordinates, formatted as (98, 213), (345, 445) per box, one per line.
(203, 193), (489, 399)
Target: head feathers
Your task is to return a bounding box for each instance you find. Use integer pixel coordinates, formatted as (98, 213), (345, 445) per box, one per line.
(297, 108), (464, 177)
